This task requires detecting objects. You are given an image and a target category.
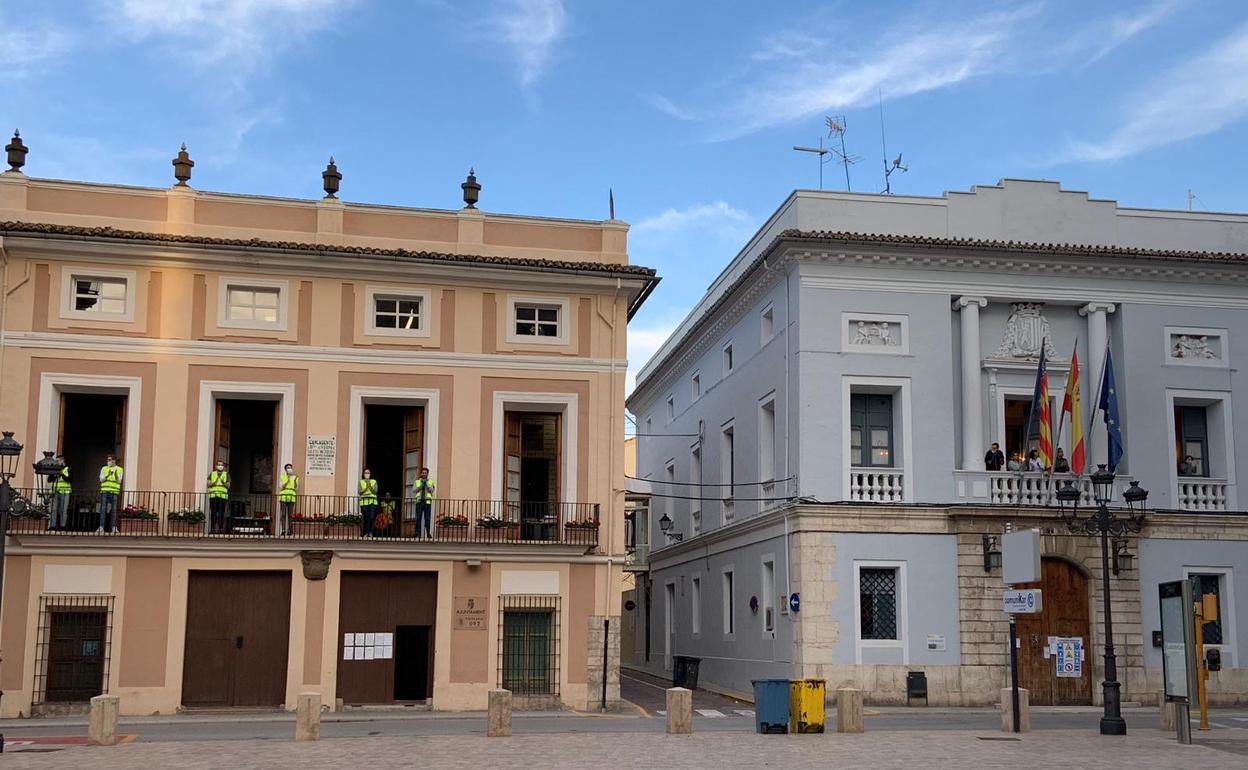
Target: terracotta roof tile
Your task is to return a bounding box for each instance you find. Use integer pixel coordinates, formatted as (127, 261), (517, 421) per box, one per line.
(0, 220), (658, 277)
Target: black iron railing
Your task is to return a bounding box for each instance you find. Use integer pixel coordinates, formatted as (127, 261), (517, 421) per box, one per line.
(3, 488), (600, 547)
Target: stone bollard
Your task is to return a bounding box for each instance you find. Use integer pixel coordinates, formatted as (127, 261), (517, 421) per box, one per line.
(488, 689), (513, 737)
(1158, 689), (1175, 731)
(296, 692), (322, 742)
(836, 688), (864, 734)
(1000, 687), (1031, 733)
(666, 687), (693, 734)
(88, 694), (120, 746)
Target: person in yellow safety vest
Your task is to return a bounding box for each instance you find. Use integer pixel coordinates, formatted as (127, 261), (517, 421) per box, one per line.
(97, 454), (124, 533)
(207, 460), (230, 534)
(278, 463), (298, 537)
(48, 454), (72, 532)
(413, 467), (435, 539)
(359, 468), (379, 537)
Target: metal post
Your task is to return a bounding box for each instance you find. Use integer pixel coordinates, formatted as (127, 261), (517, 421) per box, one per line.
(1098, 514), (1126, 735)
(1009, 616), (1021, 733)
(1175, 702), (1192, 745)
(601, 617), (609, 711)
(0, 478), (11, 754)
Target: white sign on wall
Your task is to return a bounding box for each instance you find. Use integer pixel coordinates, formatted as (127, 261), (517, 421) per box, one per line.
(1003, 589), (1043, 615)
(926, 634), (947, 651)
(306, 435), (336, 476)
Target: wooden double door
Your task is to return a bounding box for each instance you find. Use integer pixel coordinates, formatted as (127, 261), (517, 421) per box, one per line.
(1015, 558), (1093, 705)
(336, 572), (437, 704)
(182, 571), (292, 708)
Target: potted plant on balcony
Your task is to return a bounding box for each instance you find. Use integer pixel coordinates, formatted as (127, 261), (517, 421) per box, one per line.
(563, 518), (600, 544)
(325, 512), (362, 537)
(436, 513), (469, 540)
(290, 512), (330, 538)
(118, 504), (158, 534)
(168, 508), (205, 534)
(475, 515), (520, 541)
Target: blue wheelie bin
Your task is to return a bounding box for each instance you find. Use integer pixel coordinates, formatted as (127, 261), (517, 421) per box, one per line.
(752, 678), (790, 734)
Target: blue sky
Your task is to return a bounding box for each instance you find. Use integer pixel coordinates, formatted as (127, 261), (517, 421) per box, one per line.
(4, 1), (1247, 389)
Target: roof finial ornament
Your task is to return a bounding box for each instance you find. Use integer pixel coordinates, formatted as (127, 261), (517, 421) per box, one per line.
(172, 143), (194, 187)
(322, 156), (342, 199)
(6, 129), (28, 173)
(461, 167), (481, 209)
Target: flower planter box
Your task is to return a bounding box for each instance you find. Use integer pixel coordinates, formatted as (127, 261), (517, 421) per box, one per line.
(168, 519), (206, 536)
(291, 520), (330, 538)
(474, 522), (521, 542)
(436, 524), (470, 541)
(564, 525), (599, 545)
(118, 517), (158, 535)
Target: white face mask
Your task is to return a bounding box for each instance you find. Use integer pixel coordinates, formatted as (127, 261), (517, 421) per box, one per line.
(216, 465), (224, 471)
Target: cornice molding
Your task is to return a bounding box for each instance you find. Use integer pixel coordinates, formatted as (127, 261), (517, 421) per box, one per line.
(5, 330), (627, 374)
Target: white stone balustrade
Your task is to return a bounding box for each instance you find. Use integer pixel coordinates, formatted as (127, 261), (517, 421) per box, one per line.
(848, 468), (905, 502)
(954, 471), (1134, 506)
(1177, 478), (1228, 512)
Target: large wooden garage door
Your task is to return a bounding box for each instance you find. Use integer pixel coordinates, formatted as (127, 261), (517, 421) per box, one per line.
(337, 572), (437, 704)
(1015, 558), (1092, 706)
(182, 571), (292, 708)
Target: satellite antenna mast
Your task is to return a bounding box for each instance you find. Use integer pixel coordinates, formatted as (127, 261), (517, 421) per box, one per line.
(878, 92), (908, 194)
(824, 116), (860, 192)
(792, 137), (831, 190)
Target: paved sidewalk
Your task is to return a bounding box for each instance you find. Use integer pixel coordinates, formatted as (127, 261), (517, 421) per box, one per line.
(1, 729), (1241, 769)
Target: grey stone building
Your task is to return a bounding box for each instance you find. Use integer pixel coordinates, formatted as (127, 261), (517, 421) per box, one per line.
(625, 180), (1248, 706)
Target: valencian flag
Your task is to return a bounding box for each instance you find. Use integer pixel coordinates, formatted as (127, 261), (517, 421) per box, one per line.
(1029, 345), (1054, 469)
(1098, 347), (1124, 472)
(1061, 345), (1086, 474)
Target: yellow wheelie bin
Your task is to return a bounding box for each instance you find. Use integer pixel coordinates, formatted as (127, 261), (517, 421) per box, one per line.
(789, 678), (826, 733)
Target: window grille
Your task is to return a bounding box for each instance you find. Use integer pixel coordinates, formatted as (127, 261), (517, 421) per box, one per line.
(33, 594), (115, 705)
(859, 568), (898, 640)
(498, 595), (560, 697)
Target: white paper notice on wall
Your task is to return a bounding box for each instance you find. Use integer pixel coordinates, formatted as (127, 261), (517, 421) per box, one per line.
(344, 647), (355, 661)
(381, 646), (393, 660)
(365, 647), (375, 660)
(379, 632), (393, 646)
(344, 633), (355, 646)
(365, 633), (376, 646)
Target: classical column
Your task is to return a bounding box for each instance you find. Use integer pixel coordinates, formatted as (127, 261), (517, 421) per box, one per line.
(955, 297), (988, 470)
(1080, 302), (1116, 462)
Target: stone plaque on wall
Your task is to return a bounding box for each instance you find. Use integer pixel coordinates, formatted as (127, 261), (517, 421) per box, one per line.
(454, 596), (488, 630)
(306, 435), (335, 476)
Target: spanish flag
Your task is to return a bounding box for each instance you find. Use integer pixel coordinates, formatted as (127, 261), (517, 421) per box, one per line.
(1062, 346), (1086, 474)
(1030, 346), (1054, 469)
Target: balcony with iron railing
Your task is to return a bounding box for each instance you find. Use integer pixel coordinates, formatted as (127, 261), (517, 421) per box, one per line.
(3, 489), (600, 547)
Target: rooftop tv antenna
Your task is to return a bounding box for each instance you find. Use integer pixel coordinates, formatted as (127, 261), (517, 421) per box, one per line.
(824, 116), (859, 192)
(878, 93), (908, 194)
(792, 139), (831, 190)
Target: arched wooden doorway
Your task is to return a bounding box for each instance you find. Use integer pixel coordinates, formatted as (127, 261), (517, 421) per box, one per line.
(1014, 558), (1092, 705)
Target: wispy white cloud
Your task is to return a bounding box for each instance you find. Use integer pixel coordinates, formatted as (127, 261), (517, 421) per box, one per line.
(113, 0), (343, 71)
(632, 200), (754, 235)
(641, 92), (699, 122)
(626, 324), (679, 395)
(0, 21), (72, 69)
(750, 31), (824, 63)
(715, 5), (1040, 140)
(1061, 21), (1248, 162)
(486, 0), (567, 88)
(1054, 0), (1185, 67)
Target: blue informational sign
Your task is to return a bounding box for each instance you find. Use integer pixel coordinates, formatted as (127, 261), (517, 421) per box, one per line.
(789, 592), (800, 613)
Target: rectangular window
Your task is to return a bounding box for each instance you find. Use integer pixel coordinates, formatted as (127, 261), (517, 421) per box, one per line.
(691, 577), (702, 636)
(514, 303), (561, 338)
(1175, 405), (1210, 477)
(723, 343), (734, 375)
(850, 393), (894, 468)
(691, 372), (701, 400)
(761, 304), (775, 341)
(762, 560), (776, 633)
(690, 445), (702, 534)
(759, 397), (776, 486)
(721, 424), (735, 522)
(722, 570), (735, 635)
(72, 276), (127, 315)
(859, 567), (899, 640)
(665, 460), (676, 521)
(373, 295), (423, 331)
(226, 285), (280, 324)
(1192, 573), (1225, 646)
(666, 396), (675, 422)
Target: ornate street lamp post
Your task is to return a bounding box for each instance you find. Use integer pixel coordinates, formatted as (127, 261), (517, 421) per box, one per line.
(1056, 467), (1148, 736)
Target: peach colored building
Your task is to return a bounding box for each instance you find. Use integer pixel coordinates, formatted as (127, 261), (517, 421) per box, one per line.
(0, 144), (655, 717)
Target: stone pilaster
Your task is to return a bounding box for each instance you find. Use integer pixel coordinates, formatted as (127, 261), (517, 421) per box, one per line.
(586, 615), (621, 709)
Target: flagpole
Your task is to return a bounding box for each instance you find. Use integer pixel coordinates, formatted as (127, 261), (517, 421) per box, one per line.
(1052, 337), (1079, 478)
(1086, 339), (1110, 471)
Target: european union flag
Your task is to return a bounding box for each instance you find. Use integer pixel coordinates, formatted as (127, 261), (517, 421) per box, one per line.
(1098, 347), (1123, 472)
